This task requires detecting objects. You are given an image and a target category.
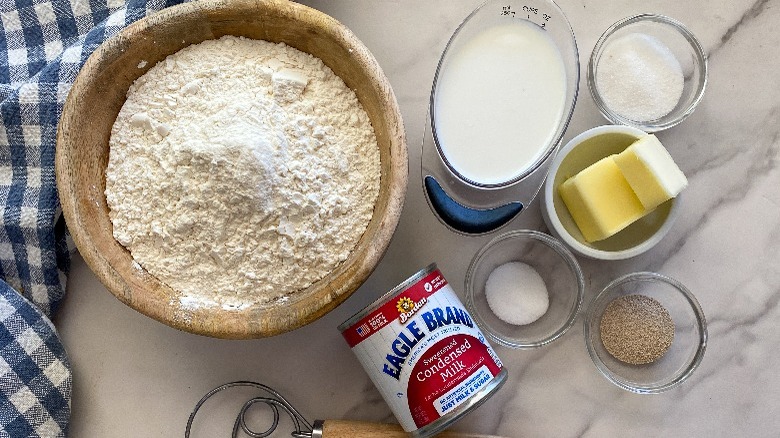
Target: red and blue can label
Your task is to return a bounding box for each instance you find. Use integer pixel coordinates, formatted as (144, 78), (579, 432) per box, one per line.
(340, 265), (505, 435)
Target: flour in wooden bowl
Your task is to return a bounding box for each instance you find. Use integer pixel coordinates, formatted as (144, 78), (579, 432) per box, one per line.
(105, 36), (380, 308)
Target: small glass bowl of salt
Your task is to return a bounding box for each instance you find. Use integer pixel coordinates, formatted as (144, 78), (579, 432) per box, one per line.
(588, 14), (707, 132)
(465, 230), (584, 349)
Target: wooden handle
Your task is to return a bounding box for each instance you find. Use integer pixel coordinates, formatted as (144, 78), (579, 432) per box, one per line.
(318, 420), (505, 438)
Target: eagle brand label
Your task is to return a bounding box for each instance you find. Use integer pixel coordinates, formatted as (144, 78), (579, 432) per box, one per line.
(340, 266), (505, 435)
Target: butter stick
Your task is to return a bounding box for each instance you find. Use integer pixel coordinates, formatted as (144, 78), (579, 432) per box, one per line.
(613, 134), (688, 210)
(558, 155), (647, 242)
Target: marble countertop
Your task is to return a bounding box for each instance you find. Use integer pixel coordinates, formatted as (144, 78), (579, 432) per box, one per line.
(57, 0), (780, 436)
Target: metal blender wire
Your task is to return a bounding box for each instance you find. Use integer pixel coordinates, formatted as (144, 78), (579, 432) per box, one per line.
(185, 381), (315, 438)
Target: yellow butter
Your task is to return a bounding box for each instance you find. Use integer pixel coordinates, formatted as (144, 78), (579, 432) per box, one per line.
(613, 134), (688, 210)
(558, 155), (647, 242)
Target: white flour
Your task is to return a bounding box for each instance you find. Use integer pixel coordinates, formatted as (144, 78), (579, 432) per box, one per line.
(105, 36), (380, 308)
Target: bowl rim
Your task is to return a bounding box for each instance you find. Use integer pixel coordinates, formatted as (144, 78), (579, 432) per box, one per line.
(465, 229), (585, 349)
(542, 124), (681, 260)
(55, 0), (408, 338)
(587, 13), (708, 133)
(583, 271), (708, 393)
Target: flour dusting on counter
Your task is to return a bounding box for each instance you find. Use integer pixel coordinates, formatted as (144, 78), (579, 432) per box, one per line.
(105, 36), (380, 307)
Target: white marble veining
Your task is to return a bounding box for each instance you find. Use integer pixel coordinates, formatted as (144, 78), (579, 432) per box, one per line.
(57, 0), (780, 436)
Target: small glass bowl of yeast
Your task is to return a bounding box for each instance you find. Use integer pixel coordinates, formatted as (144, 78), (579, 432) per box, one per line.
(584, 272), (707, 393)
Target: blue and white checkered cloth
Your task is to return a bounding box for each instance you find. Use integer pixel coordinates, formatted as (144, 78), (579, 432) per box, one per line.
(1, 0), (185, 435)
(0, 282), (70, 437)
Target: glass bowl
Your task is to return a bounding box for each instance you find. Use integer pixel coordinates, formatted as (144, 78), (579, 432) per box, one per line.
(466, 230), (584, 348)
(584, 272), (707, 393)
(588, 14), (707, 132)
(541, 125), (681, 260)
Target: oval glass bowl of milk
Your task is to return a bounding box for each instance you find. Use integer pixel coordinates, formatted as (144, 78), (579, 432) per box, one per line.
(422, 0), (579, 234)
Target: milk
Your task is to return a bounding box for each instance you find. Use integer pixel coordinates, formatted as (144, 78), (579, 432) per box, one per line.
(433, 20), (567, 186)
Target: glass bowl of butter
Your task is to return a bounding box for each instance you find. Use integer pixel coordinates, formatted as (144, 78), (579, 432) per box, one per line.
(541, 125), (684, 260)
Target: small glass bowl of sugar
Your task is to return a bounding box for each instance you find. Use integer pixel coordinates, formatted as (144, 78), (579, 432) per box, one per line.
(588, 14), (707, 132)
(465, 230), (584, 349)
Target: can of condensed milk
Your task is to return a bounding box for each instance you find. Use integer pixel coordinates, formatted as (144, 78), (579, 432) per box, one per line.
(339, 264), (507, 437)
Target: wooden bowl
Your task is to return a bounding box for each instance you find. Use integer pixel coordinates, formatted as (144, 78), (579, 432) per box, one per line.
(55, 0), (408, 339)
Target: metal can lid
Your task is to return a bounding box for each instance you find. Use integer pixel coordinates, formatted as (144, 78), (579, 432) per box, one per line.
(337, 263), (437, 332)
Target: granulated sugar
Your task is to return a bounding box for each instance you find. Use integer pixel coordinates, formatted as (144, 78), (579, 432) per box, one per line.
(595, 33), (684, 121)
(105, 36), (380, 308)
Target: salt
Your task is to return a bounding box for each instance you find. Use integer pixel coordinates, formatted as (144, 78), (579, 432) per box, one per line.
(595, 33), (684, 121)
(485, 262), (549, 326)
